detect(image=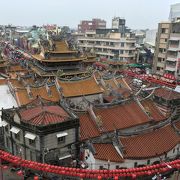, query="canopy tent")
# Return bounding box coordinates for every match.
[127,63,151,68]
